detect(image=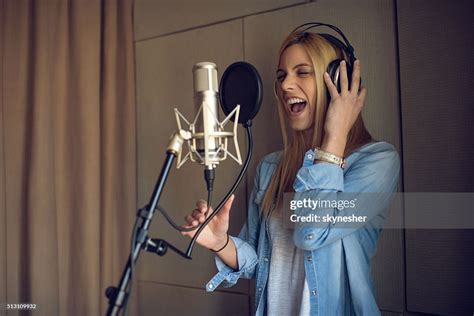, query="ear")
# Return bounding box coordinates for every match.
[273,80,279,98]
